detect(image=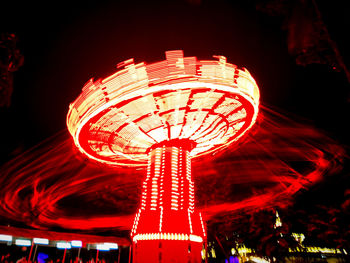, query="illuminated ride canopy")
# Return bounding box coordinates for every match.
[67,50,260,263]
